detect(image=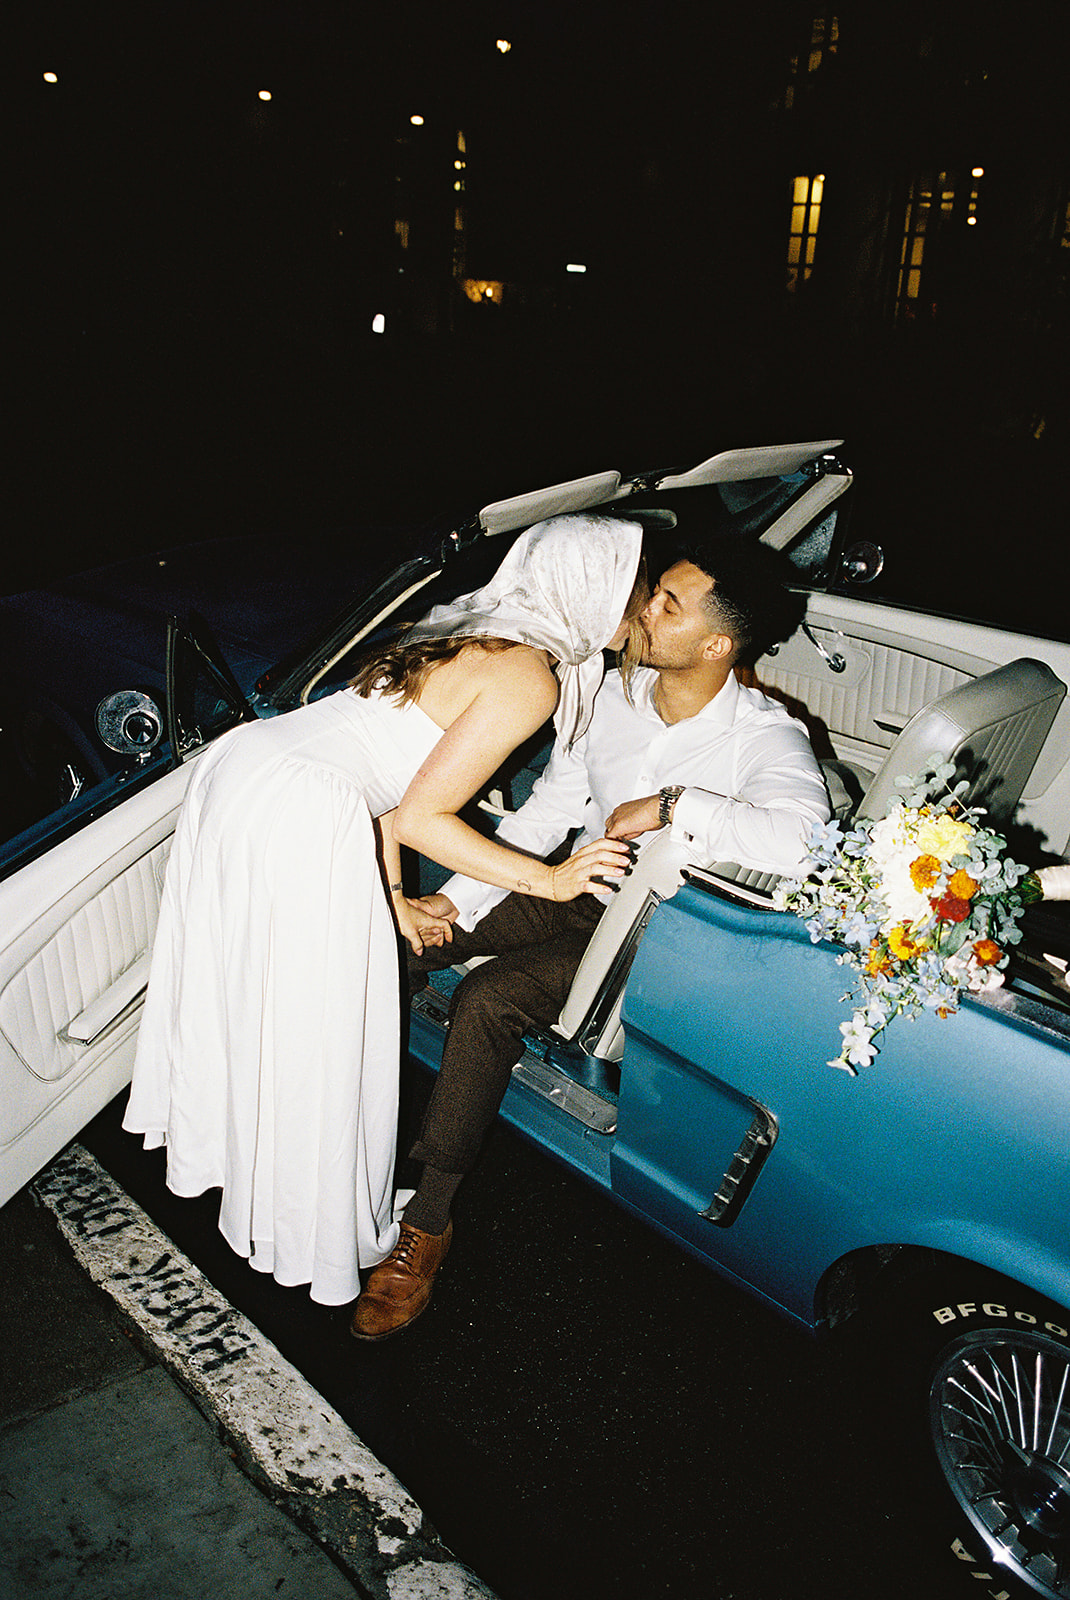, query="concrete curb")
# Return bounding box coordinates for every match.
[33,1145,498,1600]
